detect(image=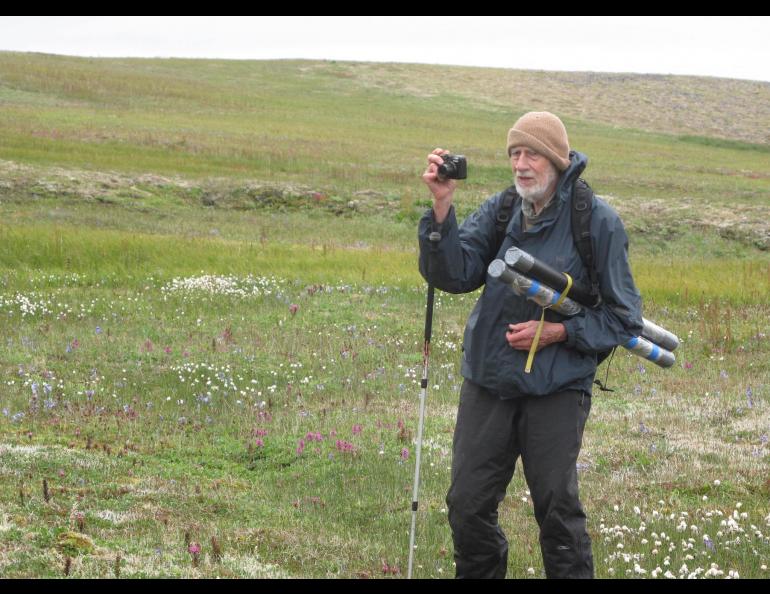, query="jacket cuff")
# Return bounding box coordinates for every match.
[419,205,457,242]
[562,316,582,349]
